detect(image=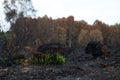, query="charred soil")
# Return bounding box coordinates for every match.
[0,47,120,80]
